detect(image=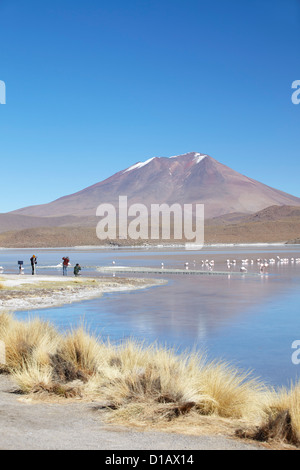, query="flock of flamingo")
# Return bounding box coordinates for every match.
[161,255,300,274]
